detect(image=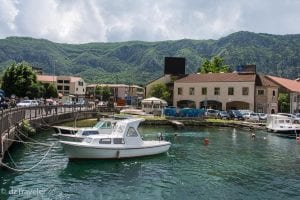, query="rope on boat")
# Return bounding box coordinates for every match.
[0,143,54,172]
